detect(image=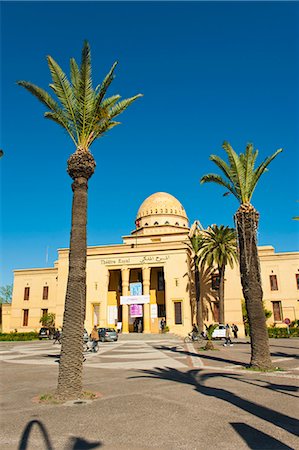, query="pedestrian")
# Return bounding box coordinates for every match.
[224,323,233,346]
[91,325,99,352]
[232,323,238,339]
[191,323,199,340]
[160,318,166,333]
[53,328,61,344]
[133,318,138,333]
[137,319,142,333]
